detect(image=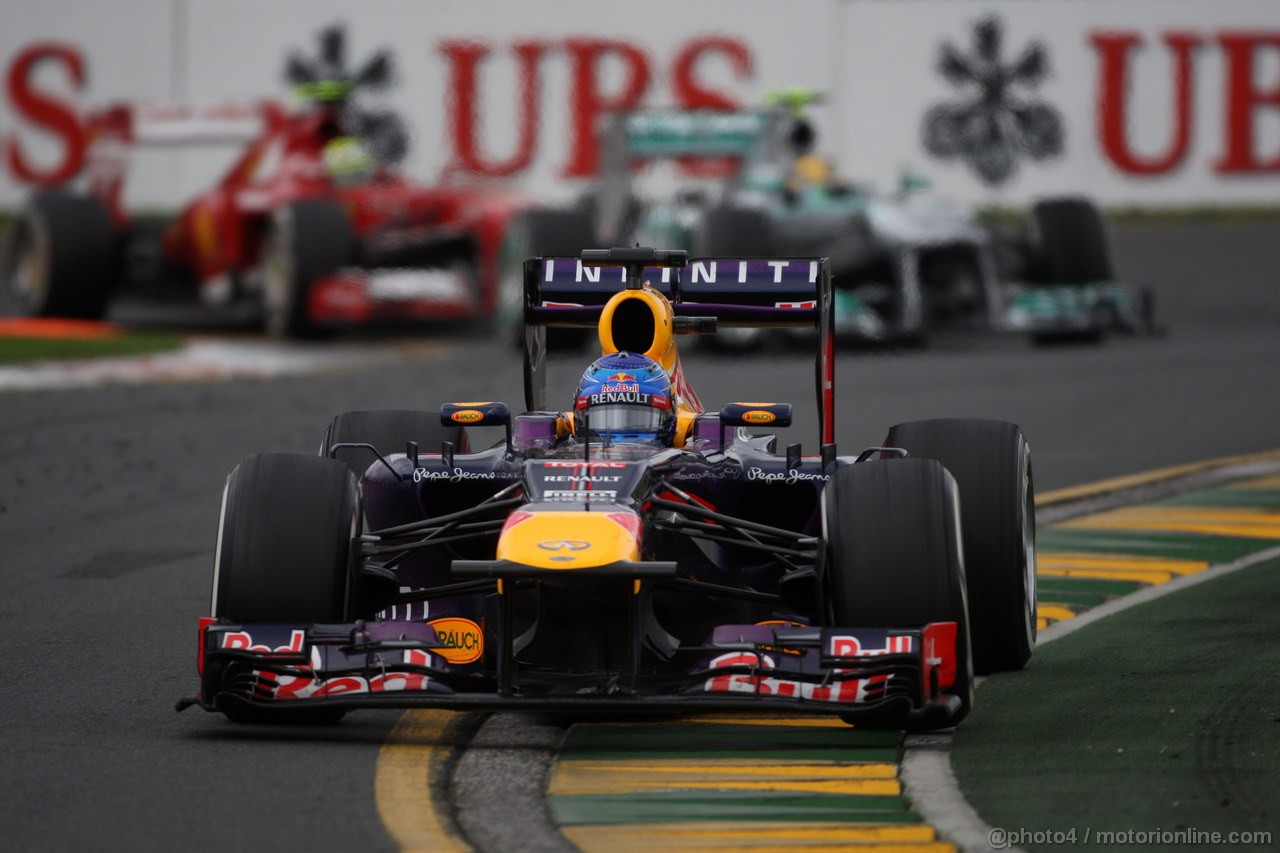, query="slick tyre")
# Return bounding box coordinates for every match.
[3,190,117,319]
[885,418,1036,674]
[822,458,974,729]
[1028,196,1113,284]
[214,452,359,623]
[262,199,354,338]
[499,208,596,350]
[696,206,773,256]
[695,207,773,351]
[211,452,360,723]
